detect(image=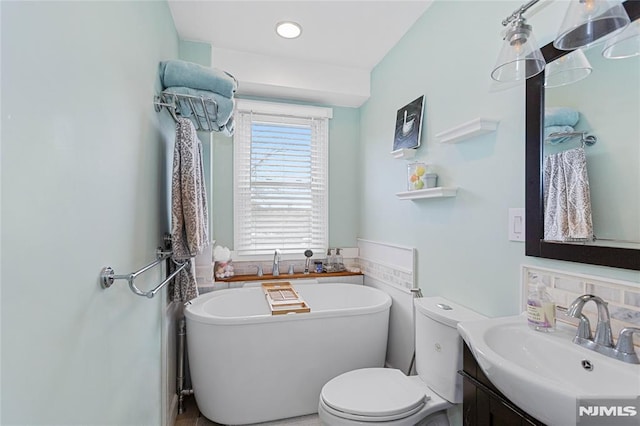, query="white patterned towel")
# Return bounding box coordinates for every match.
[543,147,594,242]
[170,118,209,302]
